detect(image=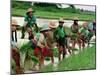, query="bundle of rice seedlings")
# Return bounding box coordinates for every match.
[20,42,33,53]
[30,55,39,64]
[71,48,79,51]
